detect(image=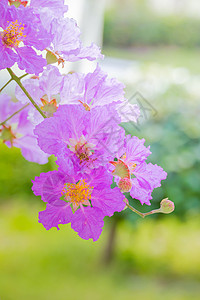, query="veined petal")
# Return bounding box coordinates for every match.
[71,206,104,242]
